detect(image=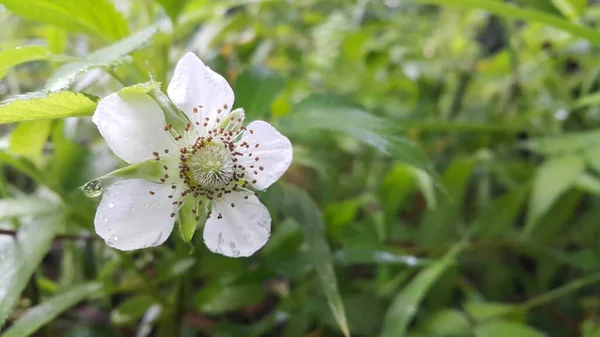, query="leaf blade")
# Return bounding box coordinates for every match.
[0,215,63,327]
[1,282,102,337]
[380,242,466,337]
[0,91,97,124]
